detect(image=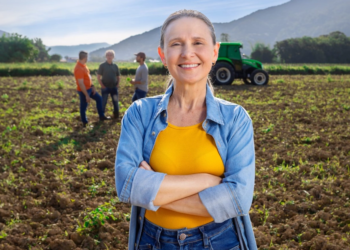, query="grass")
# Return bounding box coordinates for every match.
[1,62,350,76]
[0,62,168,76]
